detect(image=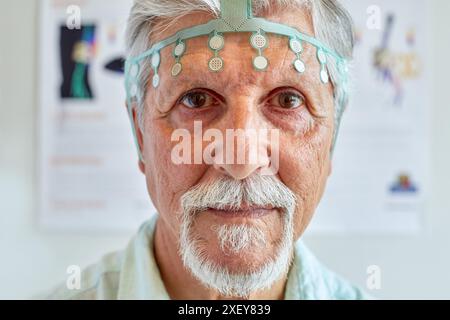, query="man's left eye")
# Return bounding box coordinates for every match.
[269,91,305,110]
